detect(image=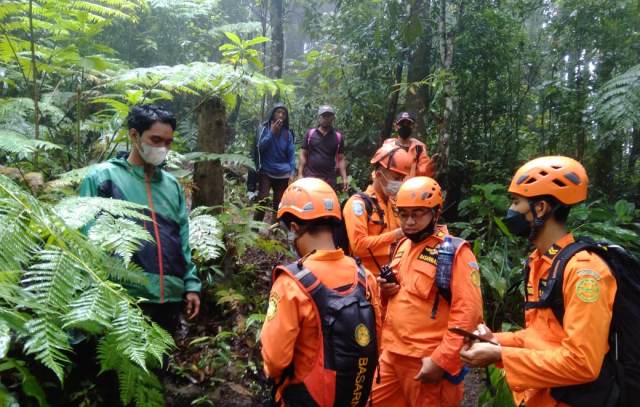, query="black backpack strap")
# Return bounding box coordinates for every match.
[355,192,386,227]
[283,262,320,292]
[524,240,599,325]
